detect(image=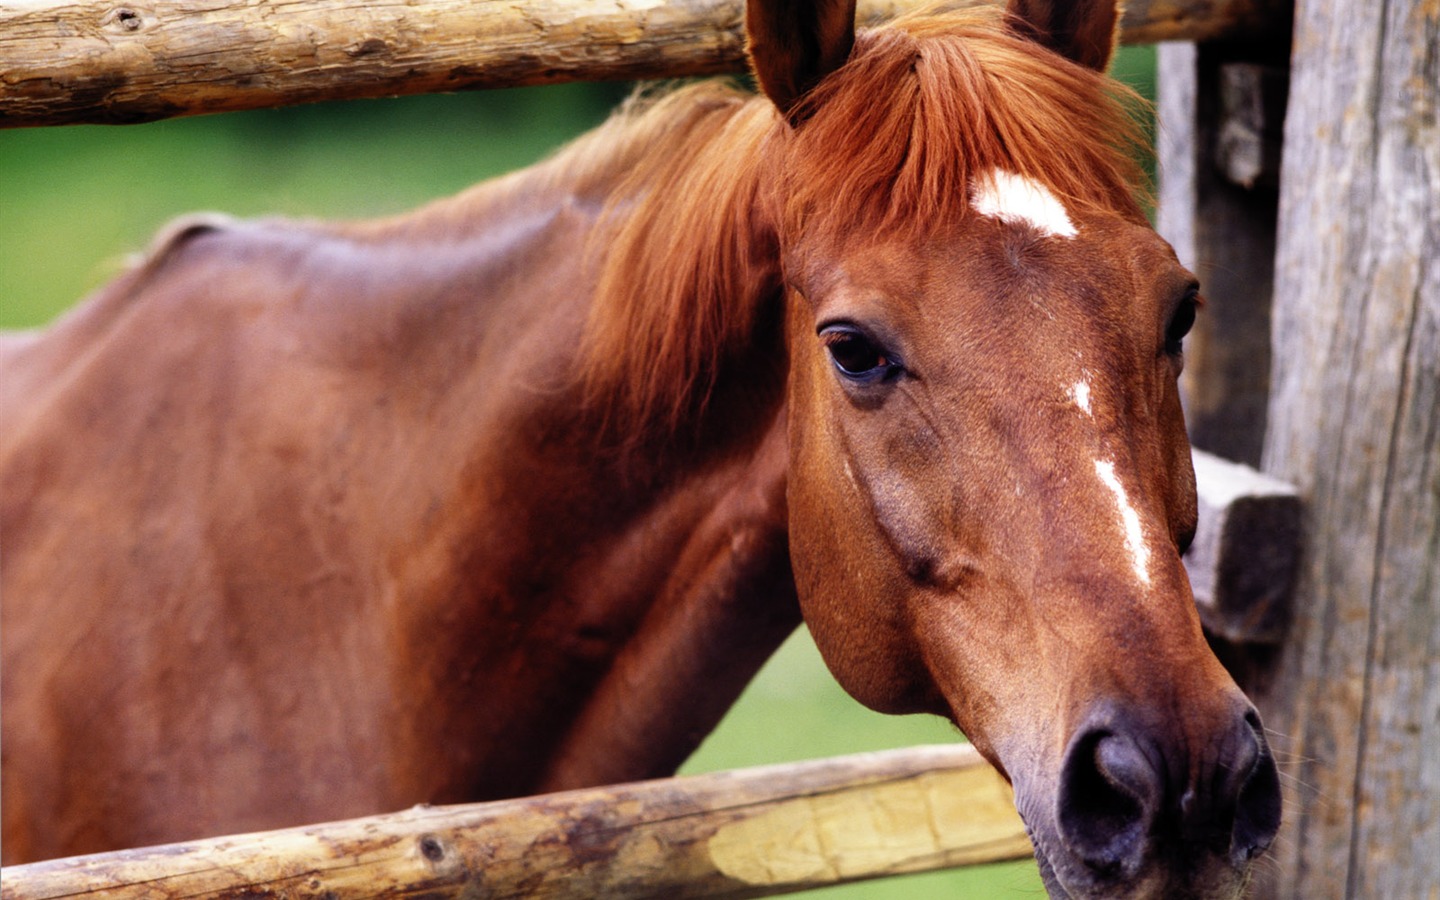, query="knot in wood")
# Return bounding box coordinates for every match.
[345,38,390,58]
[418,833,447,863]
[102,7,147,34]
[100,6,151,35]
